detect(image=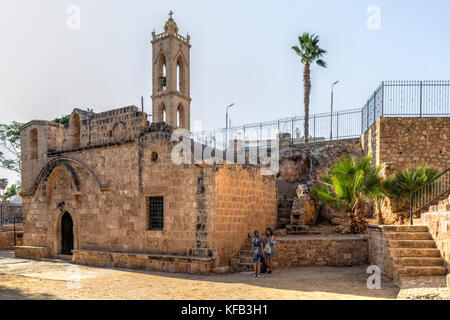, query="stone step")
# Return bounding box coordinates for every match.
[241,244,252,250]
[397,266,447,277]
[233,262,254,272]
[239,249,253,256]
[390,248,441,258]
[230,257,240,265]
[385,232,432,240]
[382,225,429,233]
[388,240,436,249]
[393,257,445,267]
[240,256,254,264]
